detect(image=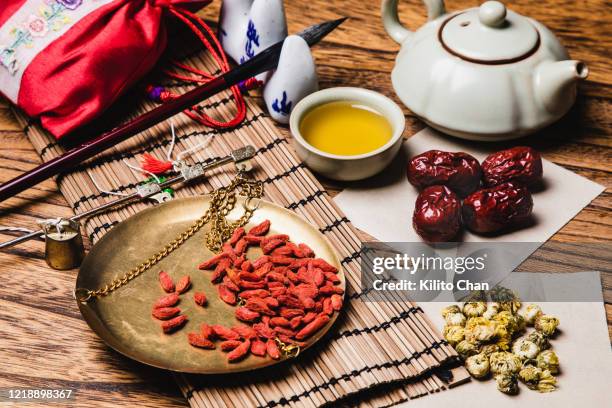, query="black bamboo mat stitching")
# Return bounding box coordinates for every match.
[340,249,362,265]
[88,221,120,242]
[261,163,306,184]
[257,340,452,408]
[71,138,288,211]
[319,217,350,233]
[22,118,35,134]
[332,307,424,339]
[39,142,58,157]
[285,190,326,210]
